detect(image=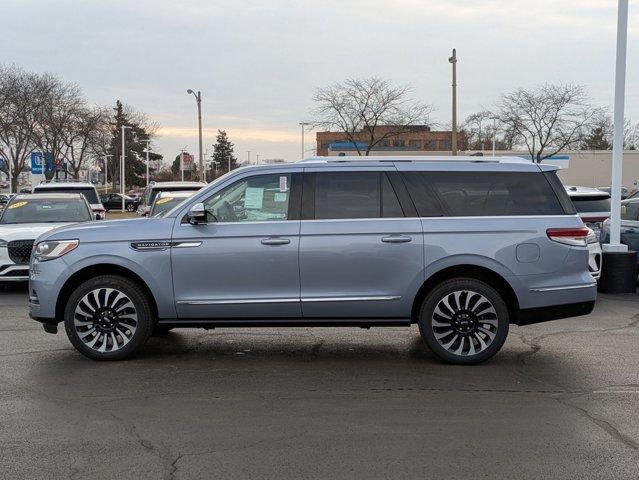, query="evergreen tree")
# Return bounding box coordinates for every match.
[106,100,163,190]
[581,126,612,150]
[211,130,237,177]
